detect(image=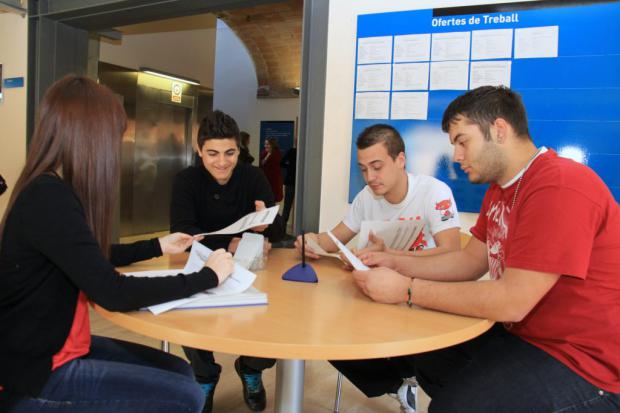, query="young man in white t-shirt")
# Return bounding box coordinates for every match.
[295,124,461,258]
[296,124,461,413]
